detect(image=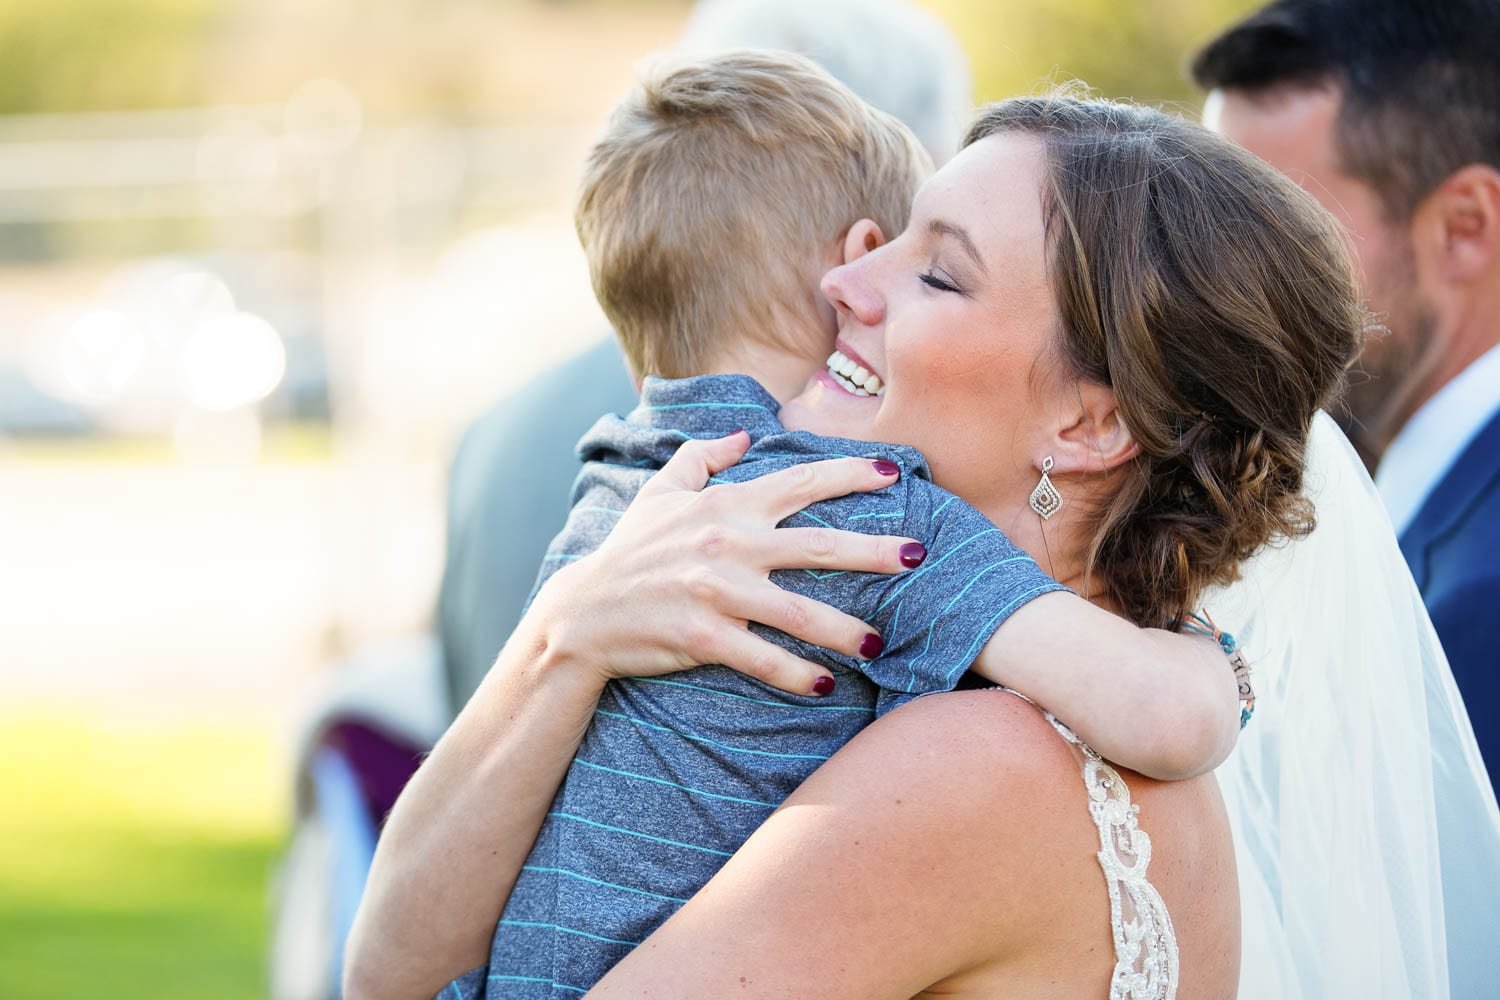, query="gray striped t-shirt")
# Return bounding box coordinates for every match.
[447,374,1065,998]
